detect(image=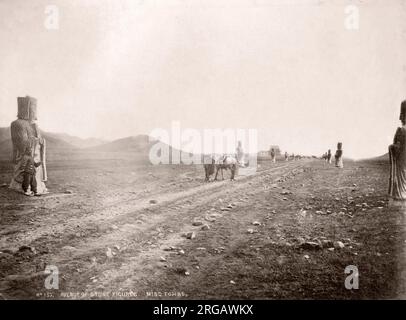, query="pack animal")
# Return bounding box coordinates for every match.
[214,155,237,181]
[203,155,237,181]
